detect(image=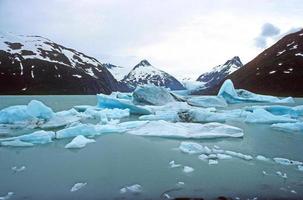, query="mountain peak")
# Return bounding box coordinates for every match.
[134,59,152,68]
[224,56,242,66]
